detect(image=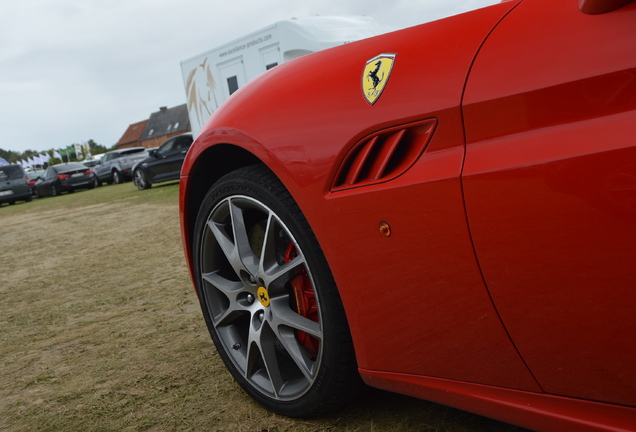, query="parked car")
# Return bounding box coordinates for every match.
[34,162,96,197]
[178,1,636,431]
[92,147,148,185]
[0,164,32,205]
[132,133,193,190]
[25,169,45,195]
[82,159,100,168]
